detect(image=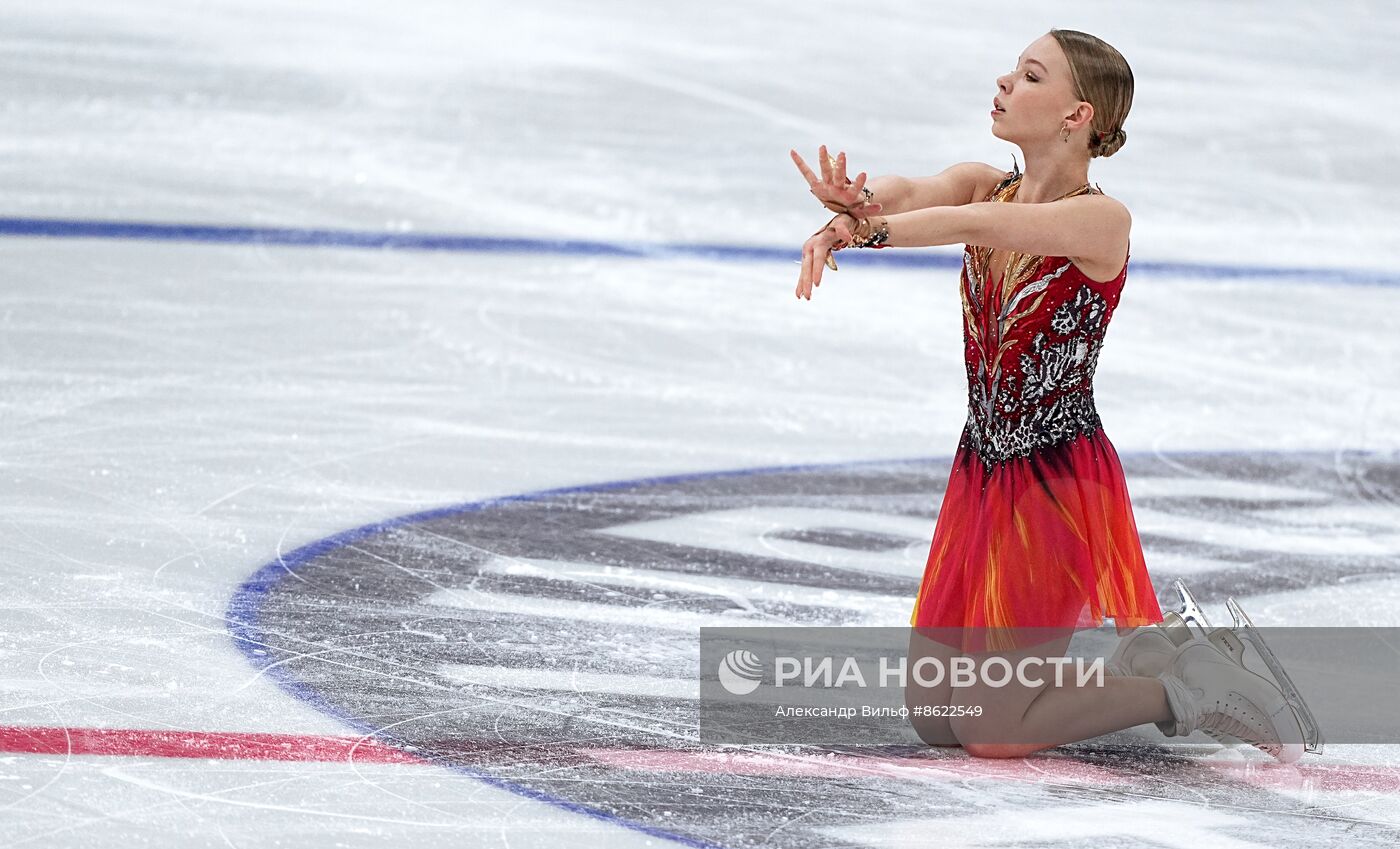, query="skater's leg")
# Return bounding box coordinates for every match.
[948,631,1174,759]
[970,674,1173,757]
